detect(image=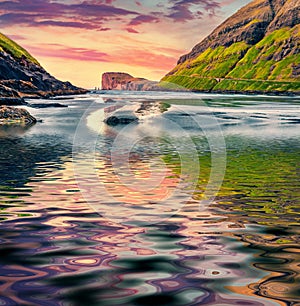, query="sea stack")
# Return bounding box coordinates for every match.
[101,72,162,91]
